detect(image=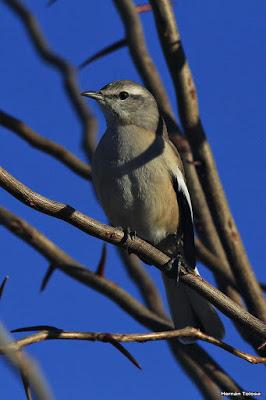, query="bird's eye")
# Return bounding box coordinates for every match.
[118,91,129,100]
